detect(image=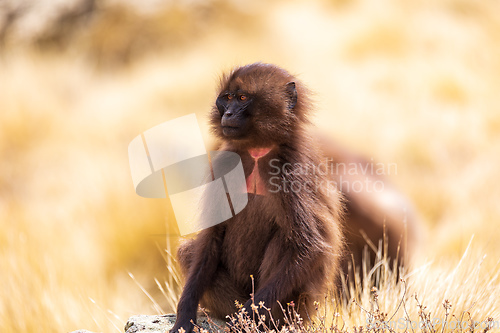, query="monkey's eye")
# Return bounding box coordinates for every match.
[227,94,233,100]
[239,95,248,101]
